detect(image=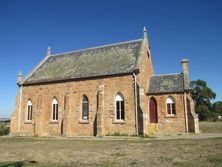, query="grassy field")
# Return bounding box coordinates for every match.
[0,121,221,167]
[0,137,221,167]
[199,121,222,133]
